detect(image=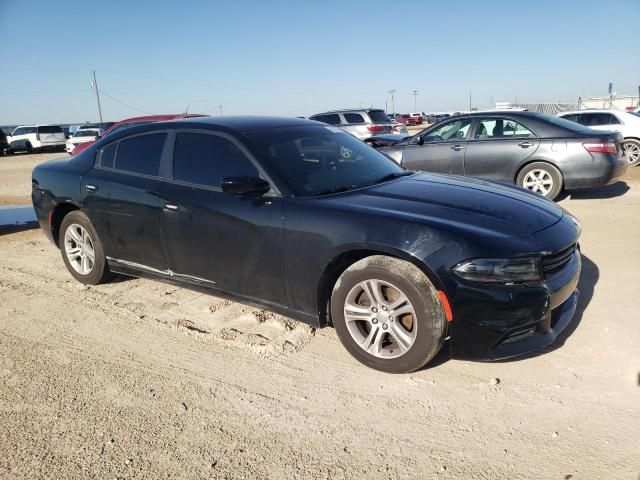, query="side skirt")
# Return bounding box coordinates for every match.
[106,257,321,328]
